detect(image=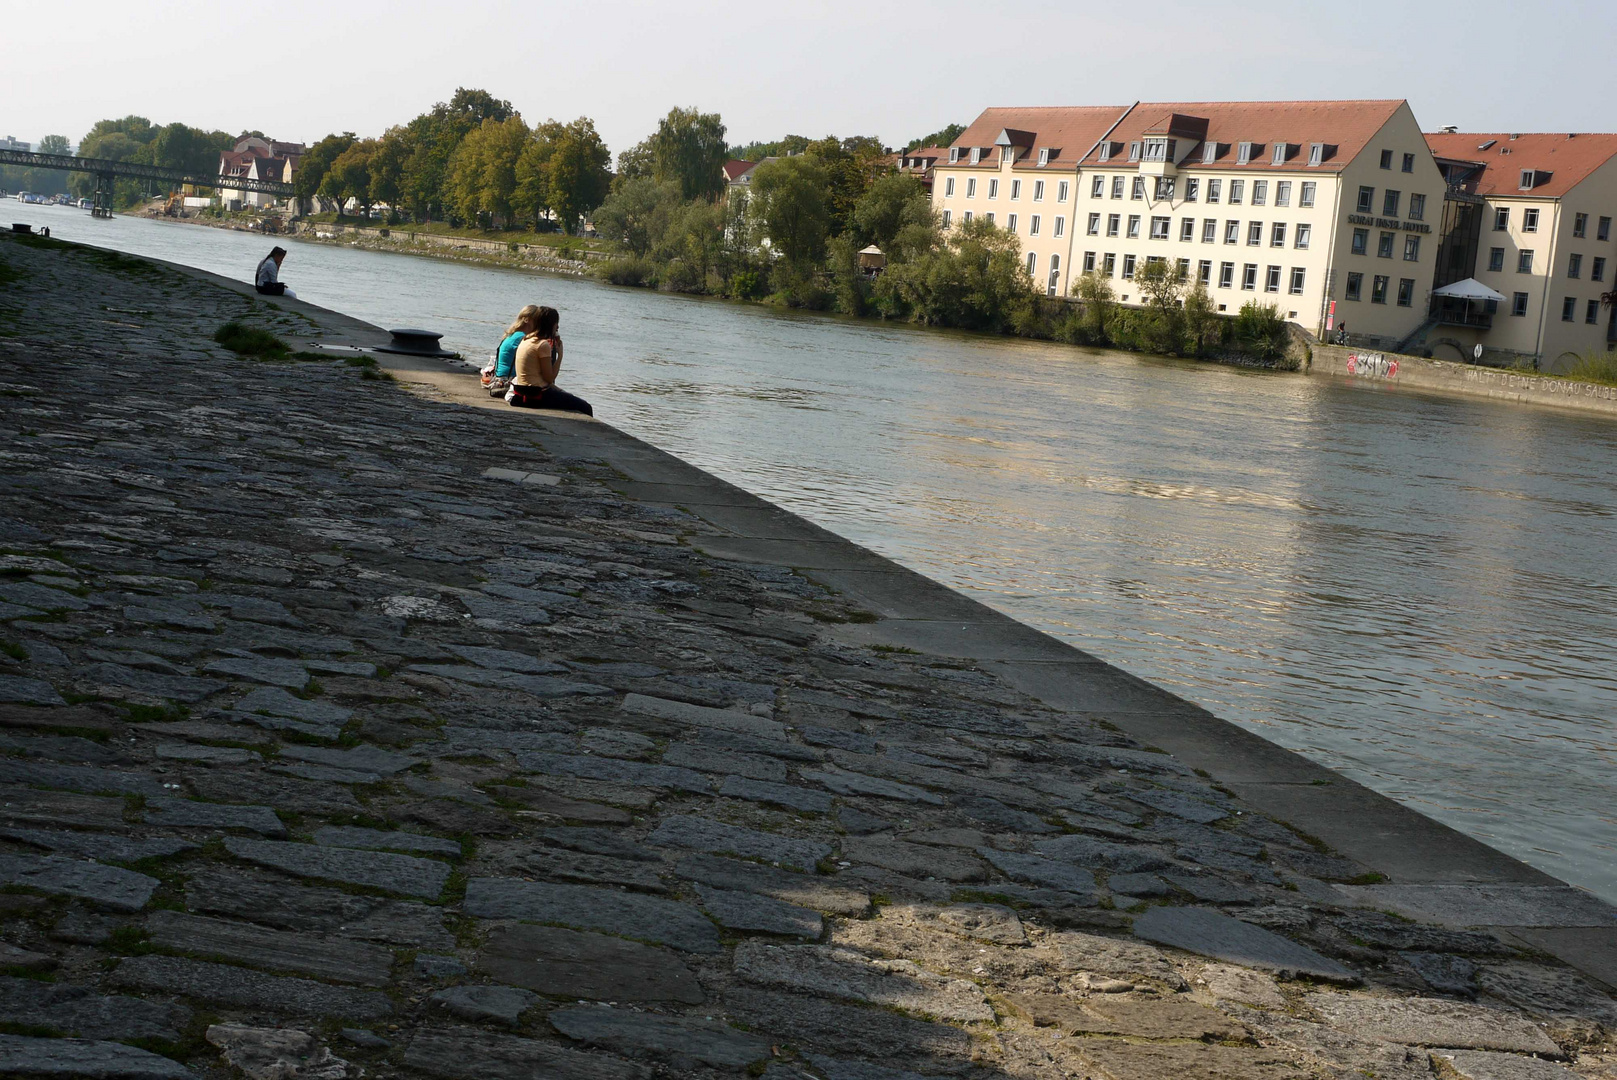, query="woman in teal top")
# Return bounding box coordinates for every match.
[483,305,539,395]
